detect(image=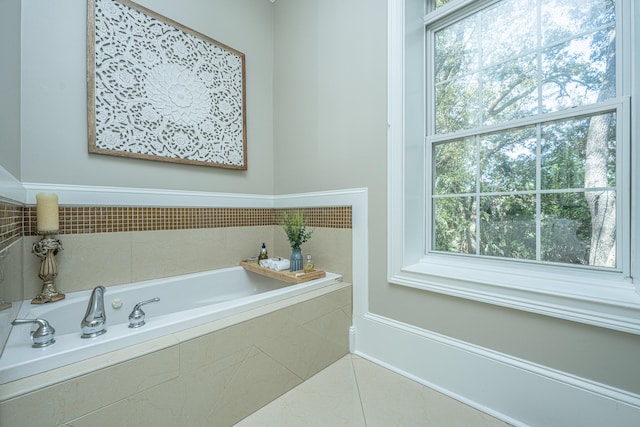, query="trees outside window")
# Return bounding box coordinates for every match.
[428,0,622,270]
